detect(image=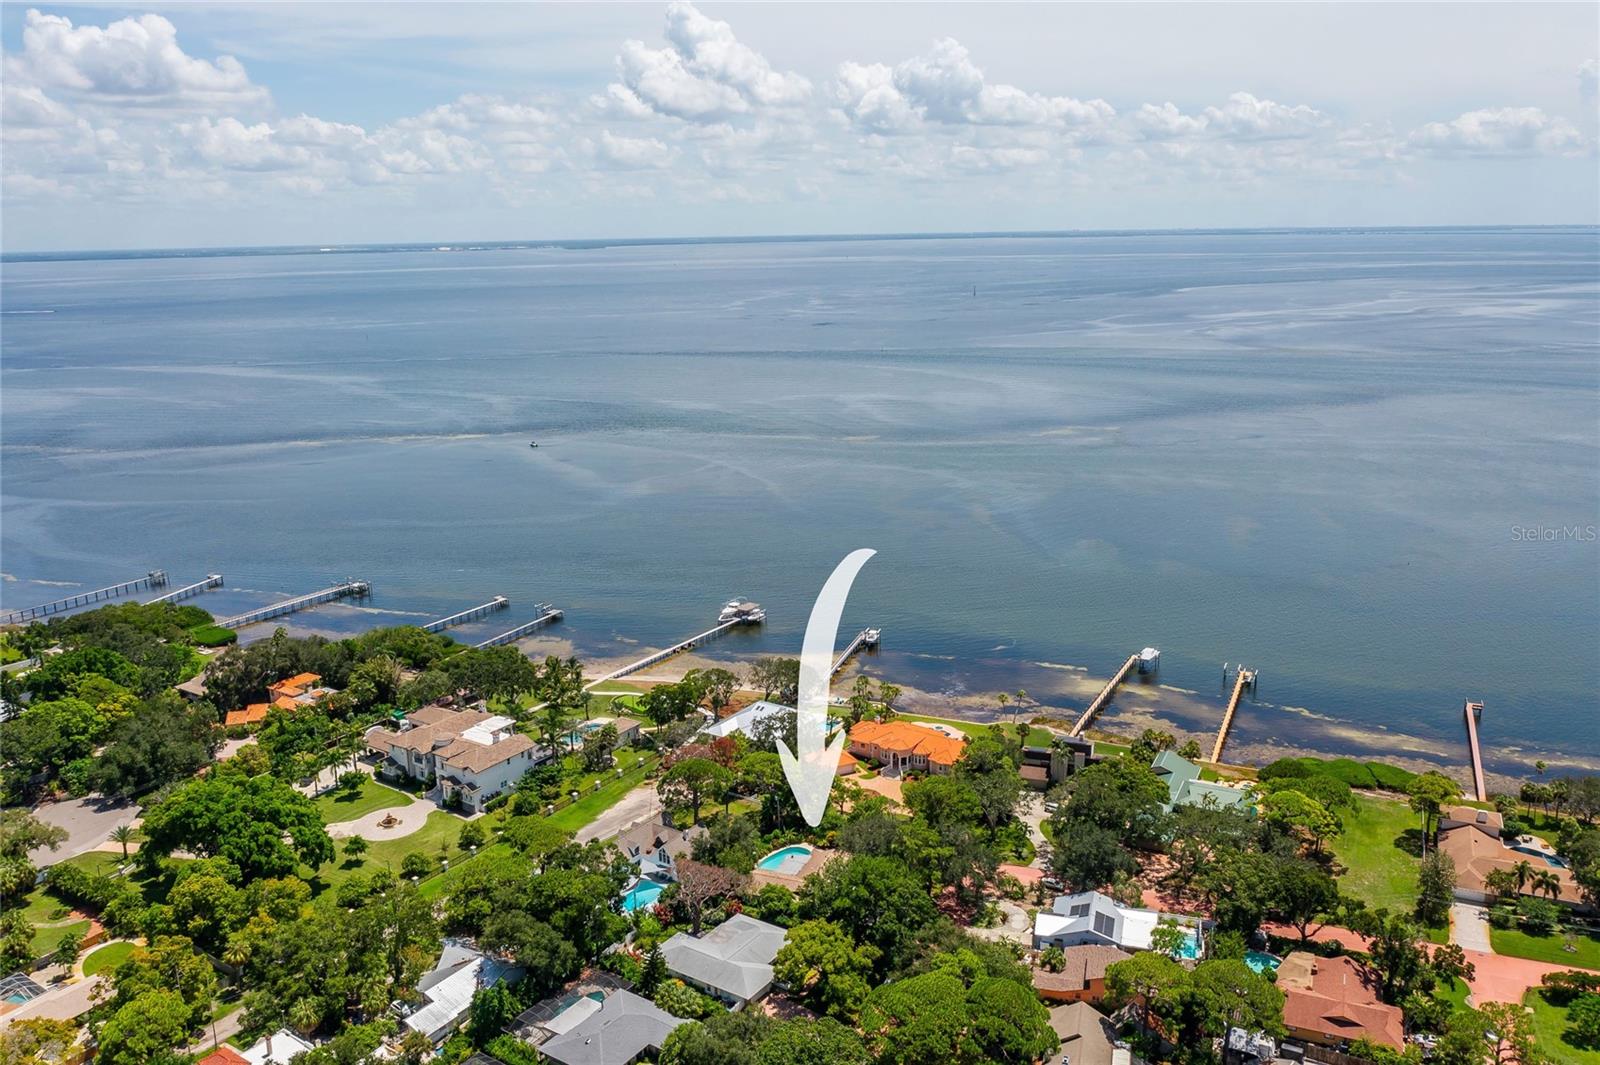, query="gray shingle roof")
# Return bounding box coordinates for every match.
[659,914,785,1003]
[537,990,685,1065]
